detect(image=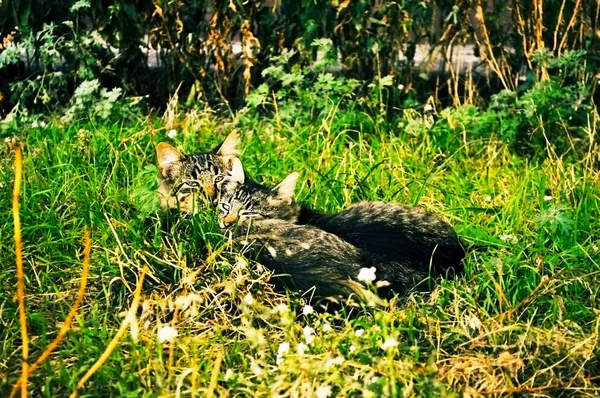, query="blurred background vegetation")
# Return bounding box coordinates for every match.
[0,0,598,160]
